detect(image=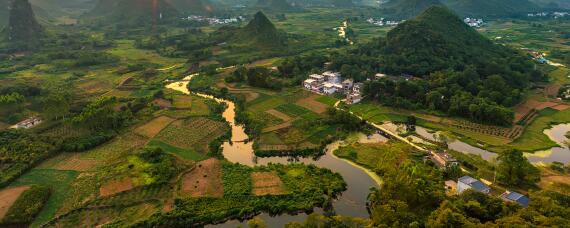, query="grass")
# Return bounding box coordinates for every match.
[509,108,570,152]
[315,95,338,107]
[9,169,79,227]
[334,142,418,170]
[147,140,208,161]
[275,103,311,117]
